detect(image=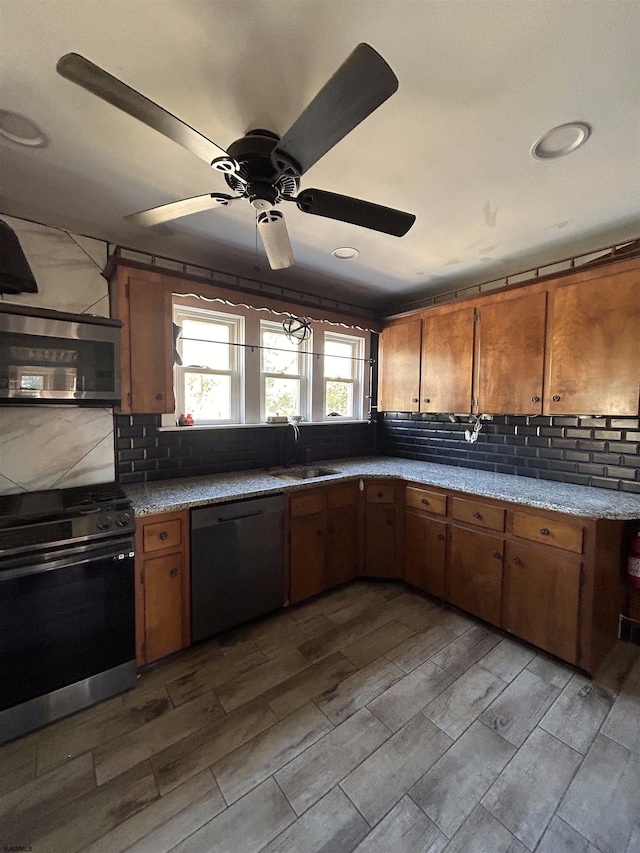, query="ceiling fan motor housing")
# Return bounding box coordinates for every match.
[225,129,299,205]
